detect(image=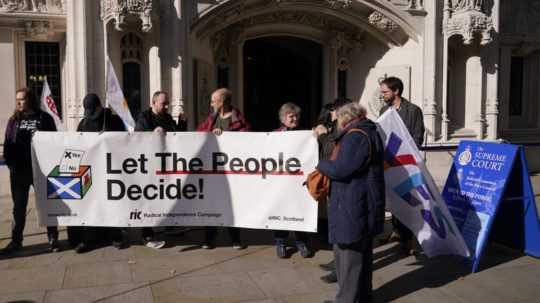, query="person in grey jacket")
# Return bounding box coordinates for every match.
[379,77,425,255]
